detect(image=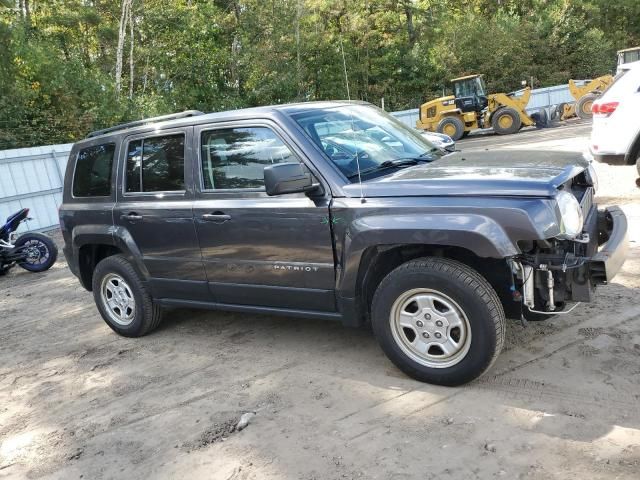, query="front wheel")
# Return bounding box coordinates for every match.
[576,93,597,119]
[436,116,465,141]
[371,258,505,386]
[491,107,522,135]
[15,232,58,272]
